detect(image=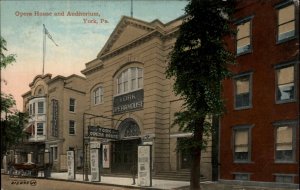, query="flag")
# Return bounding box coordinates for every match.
[43,24,58,46]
